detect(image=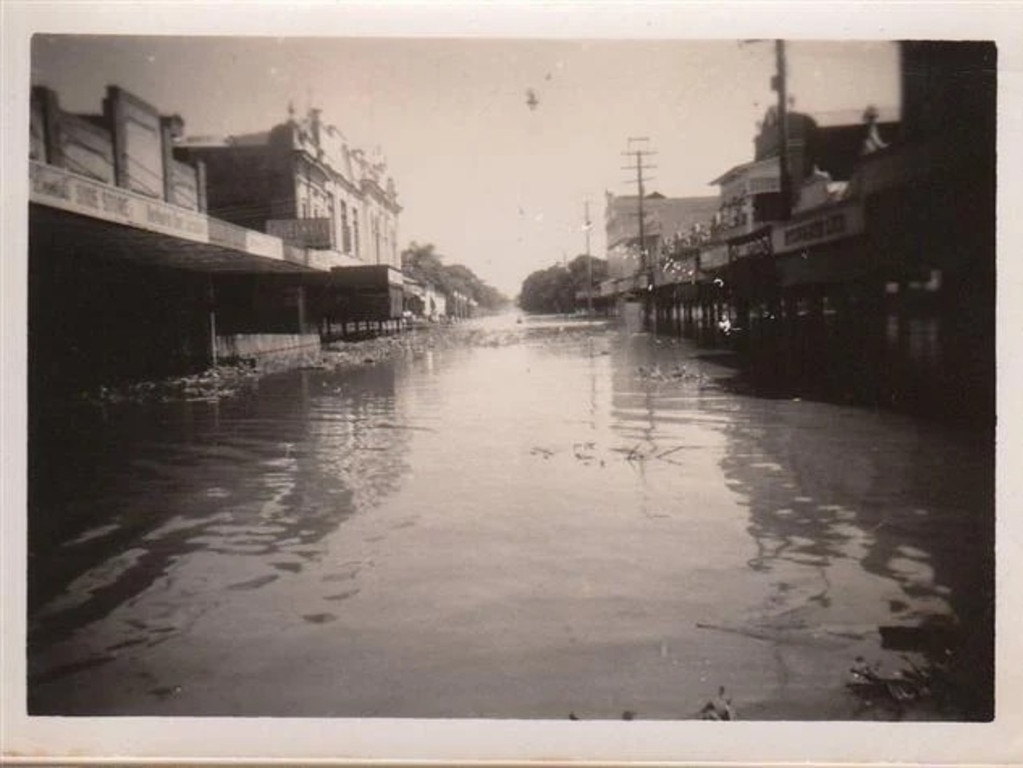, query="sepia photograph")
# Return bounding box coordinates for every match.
[2,2,1021,766]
